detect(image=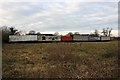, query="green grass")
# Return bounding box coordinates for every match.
[2,41,118,78]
